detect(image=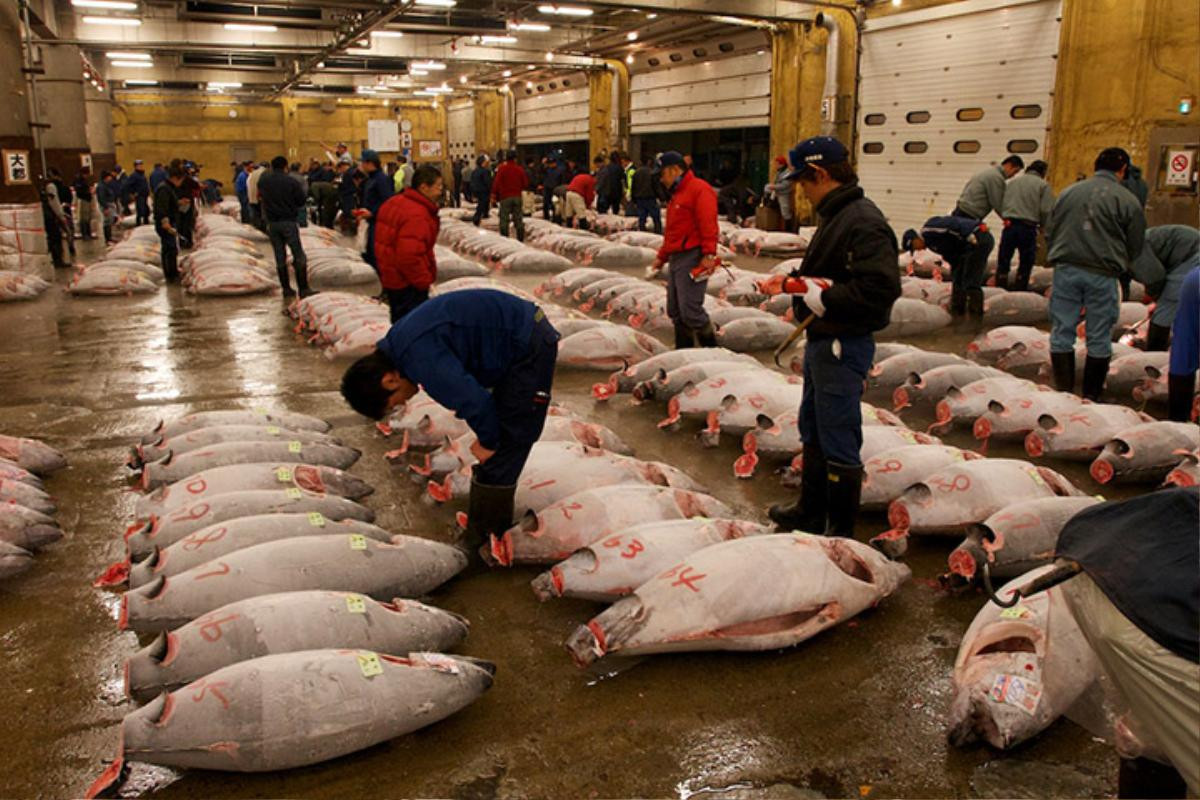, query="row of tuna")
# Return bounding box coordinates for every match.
[69,226,164,295]
[0,433,68,579]
[86,407,493,795]
[0,270,52,301]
